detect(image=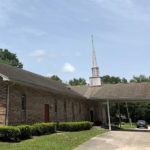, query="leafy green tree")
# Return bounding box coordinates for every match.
[0,49,23,68]
[49,75,62,83]
[102,75,127,84]
[130,75,150,83]
[69,78,86,86]
[121,78,128,83]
